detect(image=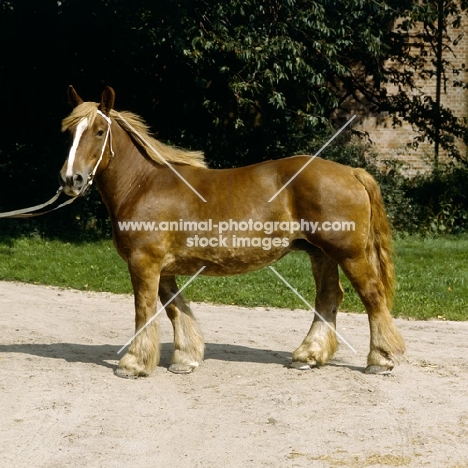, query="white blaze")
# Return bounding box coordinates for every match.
[65,117,88,177]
